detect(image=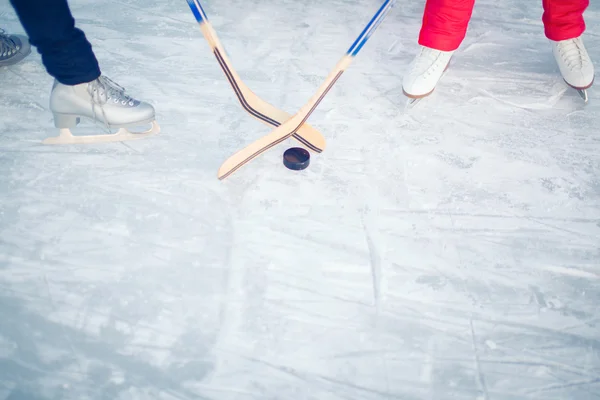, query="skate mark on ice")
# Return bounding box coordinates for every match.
[472,311,600,350]
[529,285,548,309]
[380,207,600,225]
[435,151,479,169]
[238,354,422,399]
[41,275,88,386]
[525,216,600,243]
[476,87,567,110]
[118,141,142,154]
[108,0,192,25]
[361,213,382,311]
[420,336,435,387]
[470,318,489,400]
[268,280,372,312]
[557,316,600,334]
[533,264,600,280]
[6,68,39,88]
[524,377,600,397]
[386,38,401,54]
